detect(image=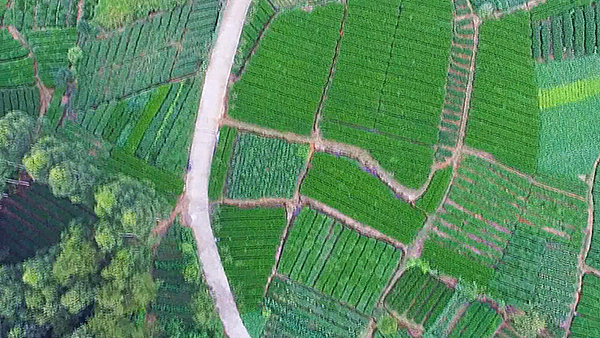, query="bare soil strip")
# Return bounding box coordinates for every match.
[183,0,253,336]
[221,197,290,208]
